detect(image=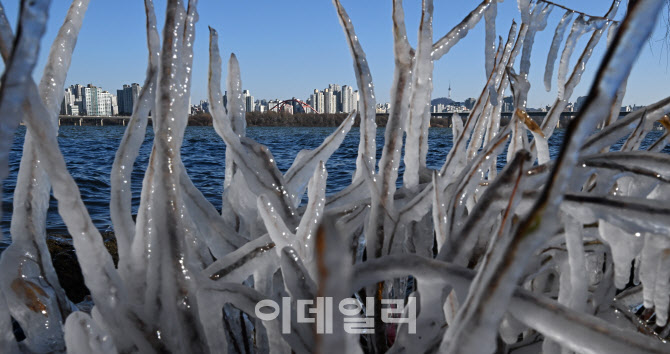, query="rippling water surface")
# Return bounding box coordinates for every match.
[1,125,666,234]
